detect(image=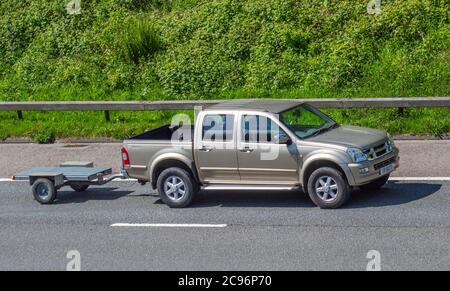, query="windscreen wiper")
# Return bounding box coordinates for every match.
[308,123,338,138]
